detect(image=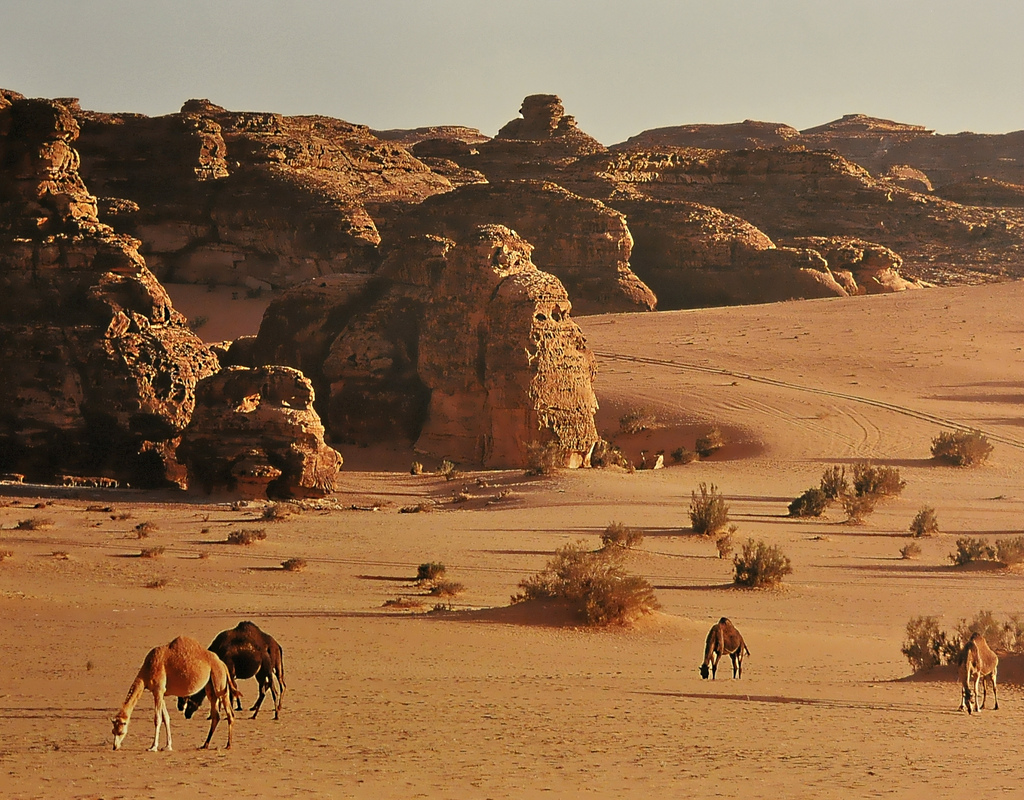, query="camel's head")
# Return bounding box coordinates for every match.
[111,715,129,750]
[699,663,710,680]
[181,693,204,719]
